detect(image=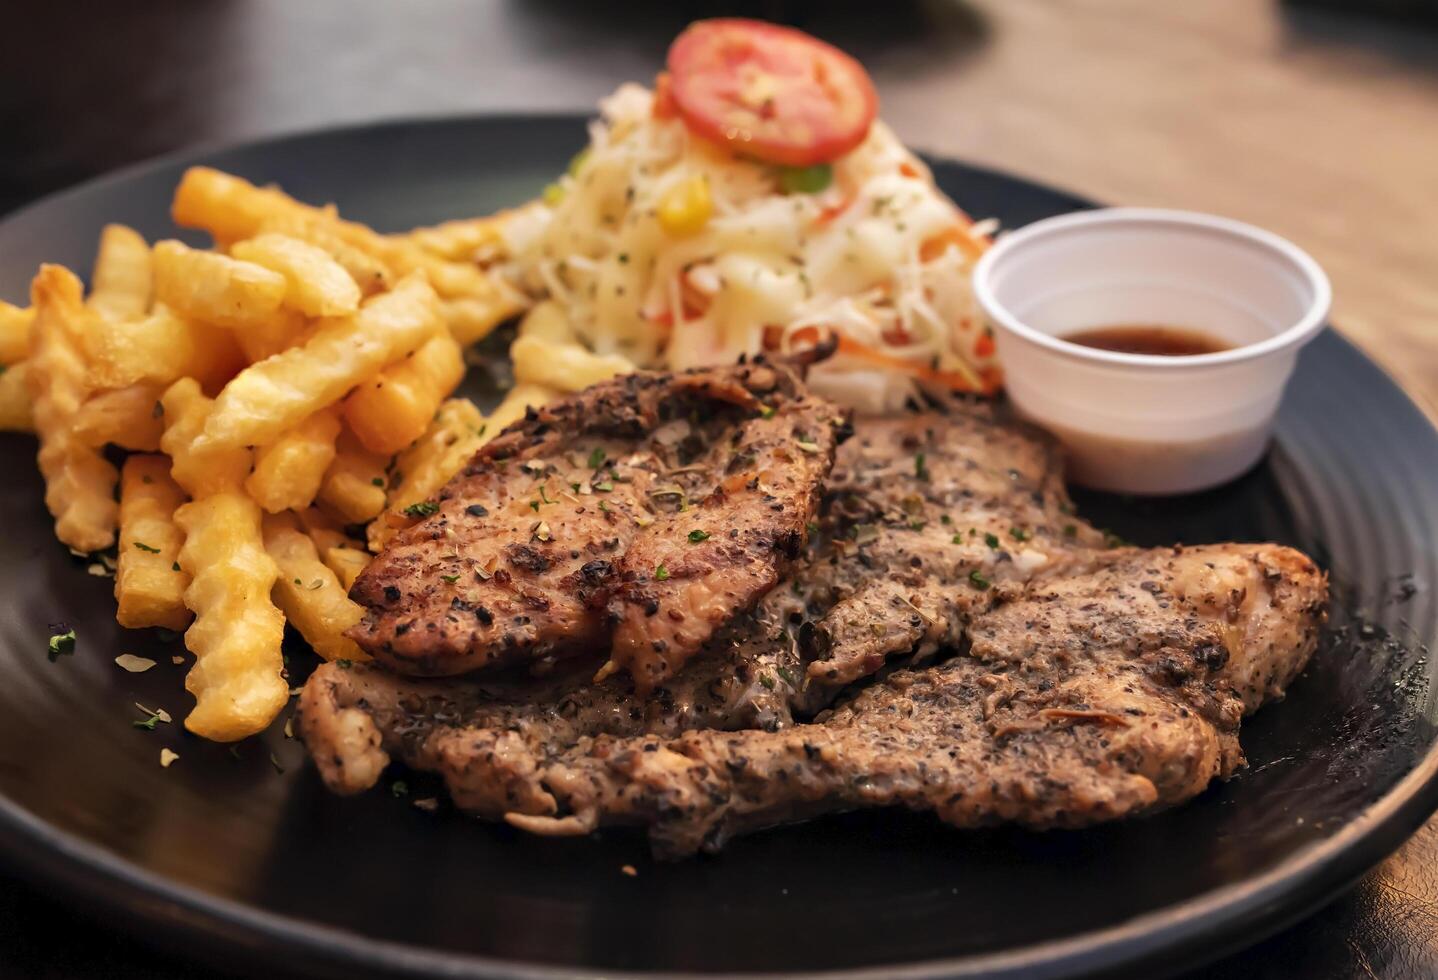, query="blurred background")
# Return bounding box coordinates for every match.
[2,2,1436,977]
